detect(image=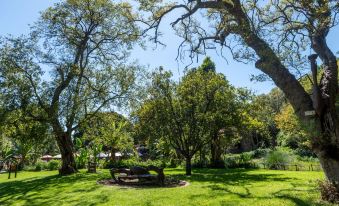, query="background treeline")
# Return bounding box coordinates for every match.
[1,57,332,175]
